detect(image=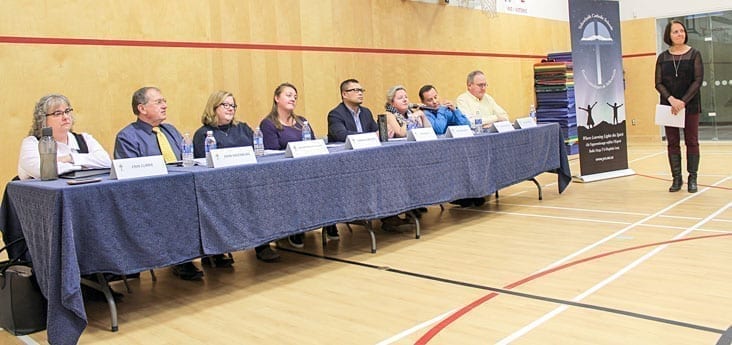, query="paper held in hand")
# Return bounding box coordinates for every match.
[655,104,685,128]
